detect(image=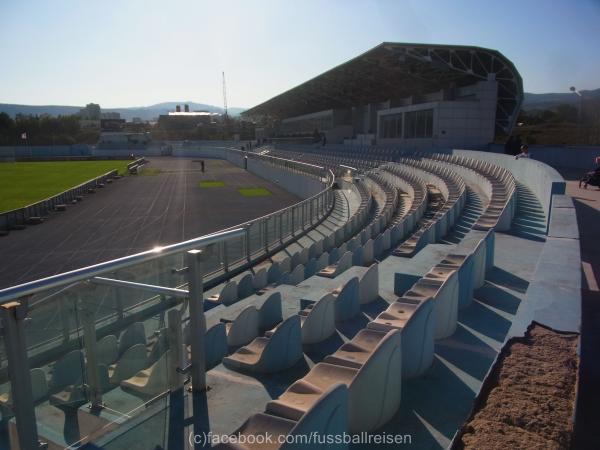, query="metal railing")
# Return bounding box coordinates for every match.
[0,151,336,450]
[0,169,120,232]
